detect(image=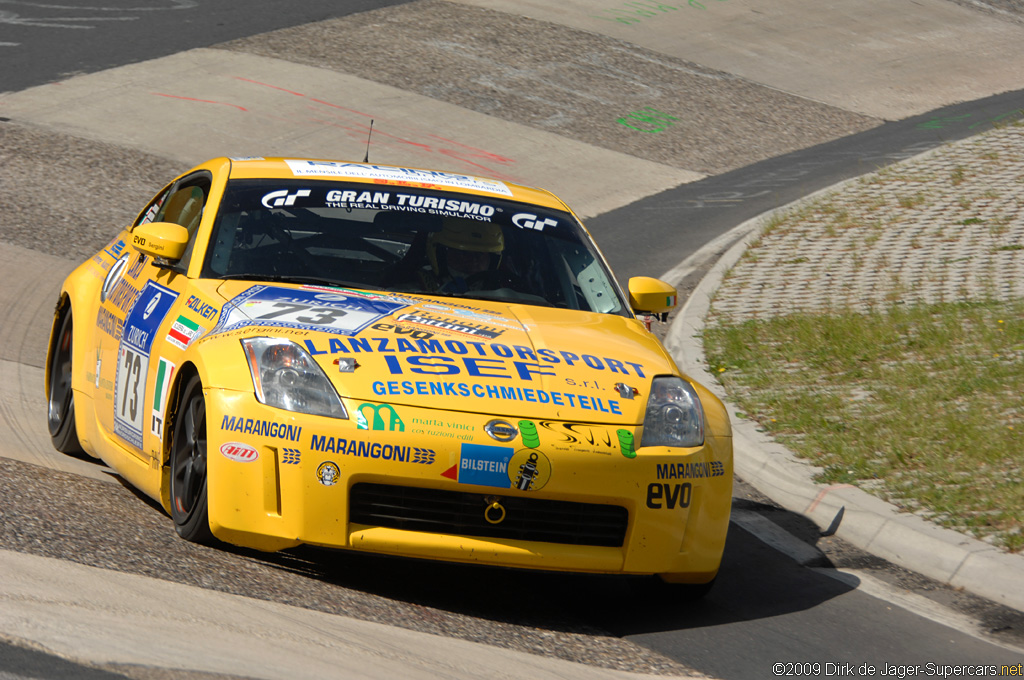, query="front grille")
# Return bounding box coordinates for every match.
[349,483,628,547]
